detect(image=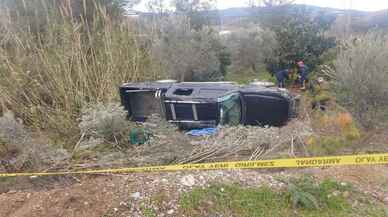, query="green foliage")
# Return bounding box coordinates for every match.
[264,8,336,71]
[313,92,331,103]
[286,176,350,211]
[140,203,157,217]
[173,0,218,30]
[180,184,288,217]
[151,15,228,81]
[79,103,133,147]
[179,177,372,217]
[217,46,232,76]
[0,138,7,157]
[287,183,319,209]
[333,32,388,128]
[226,26,279,75]
[307,135,348,155]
